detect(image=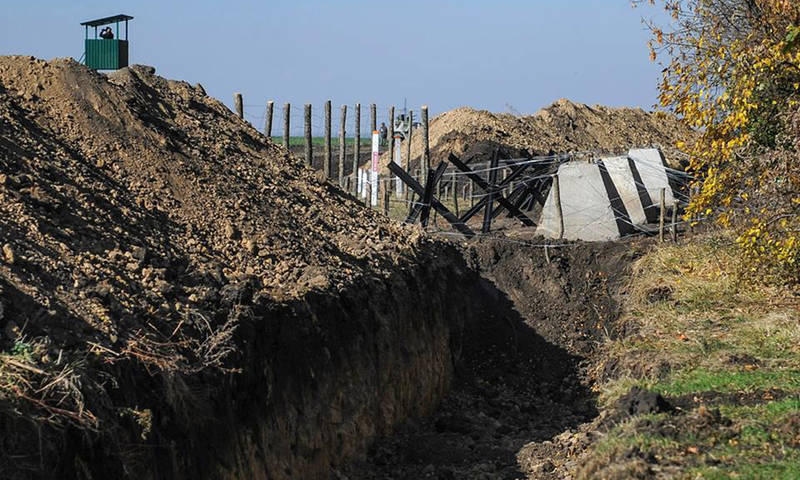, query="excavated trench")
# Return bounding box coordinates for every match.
[340,236,644,480]
[173,237,638,480]
[35,235,639,480]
